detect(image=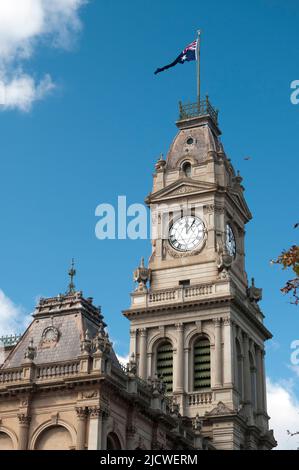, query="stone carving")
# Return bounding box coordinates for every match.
[193,413,203,431]
[166,238,206,259]
[133,258,151,292]
[150,374,166,395]
[41,326,60,347]
[81,390,98,399]
[216,235,233,279]
[17,413,31,425]
[247,278,263,303]
[171,185,198,196]
[80,330,92,354]
[88,405,109,419]
[205,401,234,417]
[24,339,36,361]
[76,407,88,419]
[169,401,180,418]
[155,154,166,171]
[94,326,112,354]
[126,353,137,376]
